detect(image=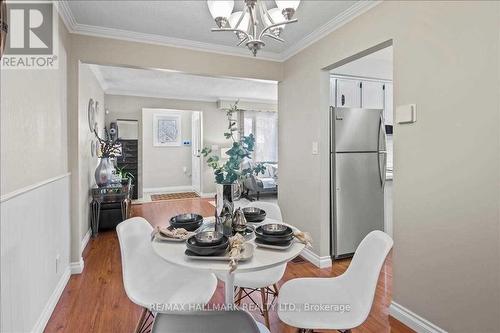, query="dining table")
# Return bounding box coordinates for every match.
[151,217,306,307]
